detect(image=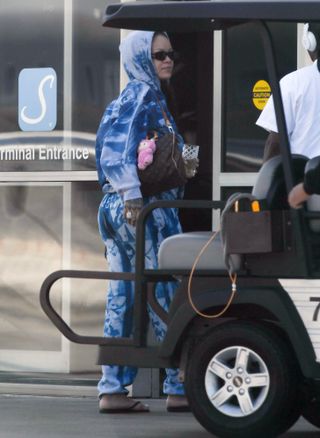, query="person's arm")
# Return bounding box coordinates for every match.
[99,84,152,225]
[288,156,320,208]
[257,75,295,164]
[263,132,280,162]
[256,95,280,164]
[288,183,310,209]
[100,84,150,202]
